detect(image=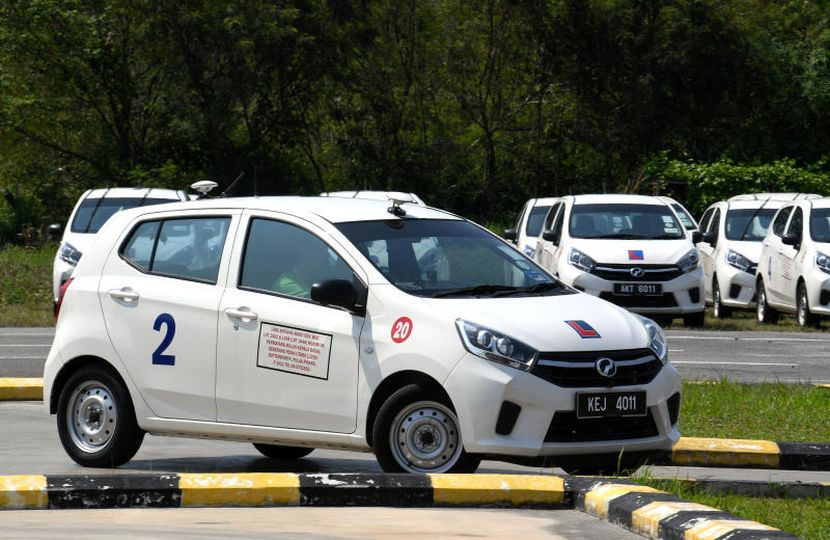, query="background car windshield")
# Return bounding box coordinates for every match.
[810,208,830,242]
[569,204,684,239]
[525,205,550,237]
[336,219,557,297]
[71,197,176,233]
[724,208,777,241]
[671,203,696,229]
